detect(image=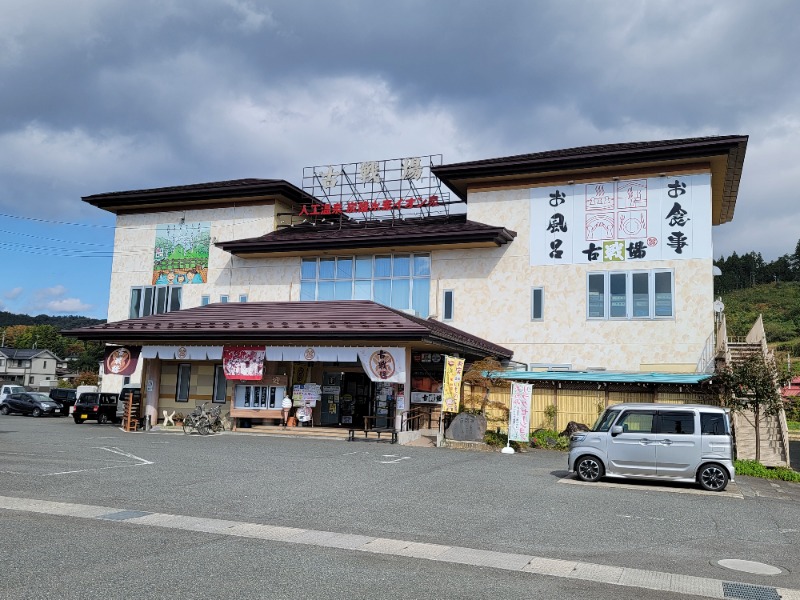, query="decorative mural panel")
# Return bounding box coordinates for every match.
[529,174,711,265]
[153,222,211,284]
